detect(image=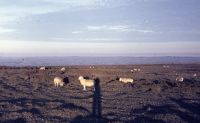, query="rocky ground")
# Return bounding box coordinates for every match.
[0,64,200,123]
